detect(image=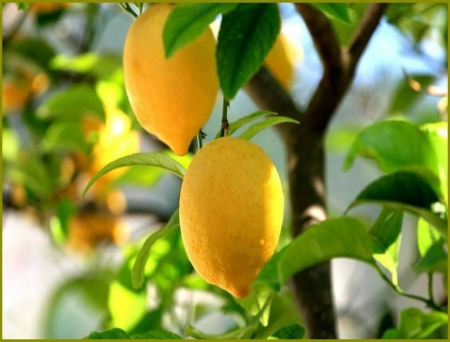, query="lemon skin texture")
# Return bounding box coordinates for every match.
[179,137,284,298]
[123,4,218,156]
